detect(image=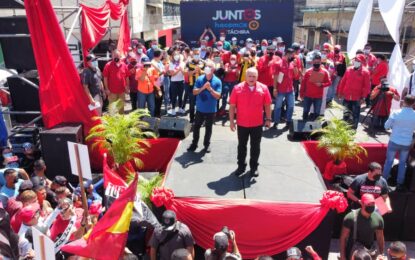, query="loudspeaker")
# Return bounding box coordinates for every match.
[40,124,83,183]
[288,120,322,140]
[0,16,36,71]
[383,191,407,241]
[158,117,190,139]
[7,74,40,124]
[140,117,160,133]
[402,193,415,241]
